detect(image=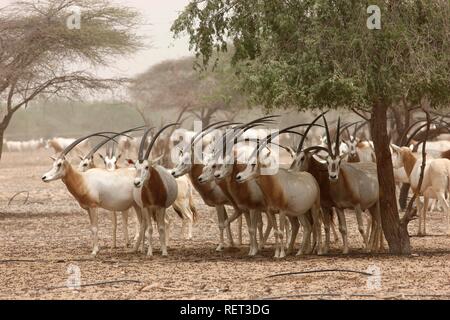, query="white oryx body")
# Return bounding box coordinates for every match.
[391,145,450,235]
